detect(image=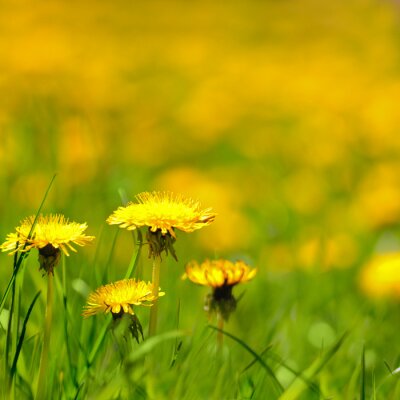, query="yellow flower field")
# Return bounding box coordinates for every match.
[1,0,400,398]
